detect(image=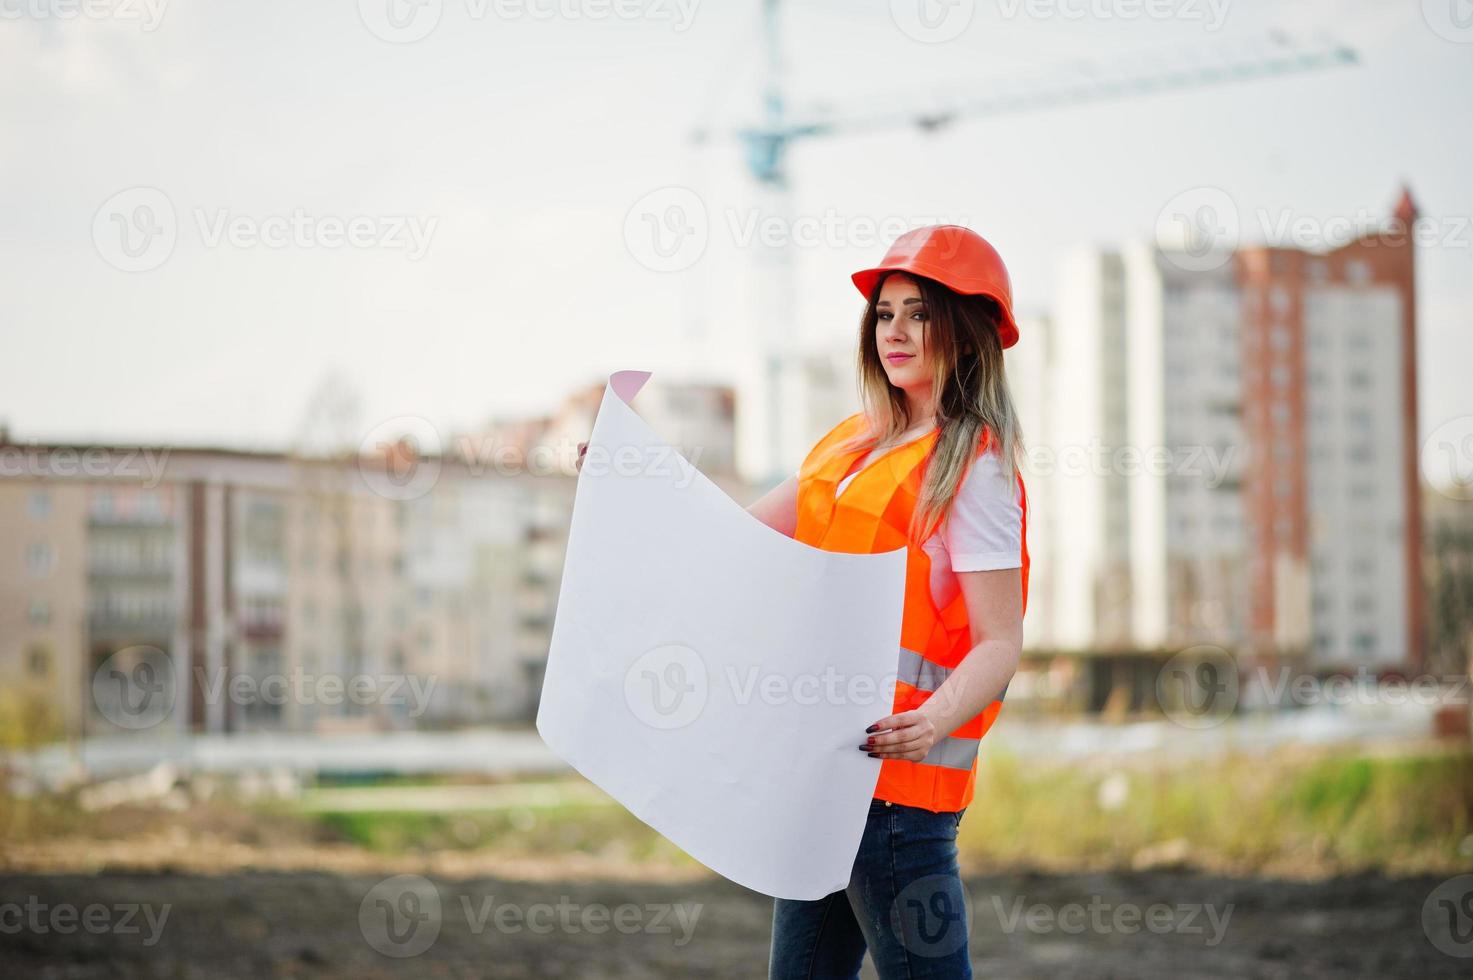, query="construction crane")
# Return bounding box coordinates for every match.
[692,2,1359,483]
